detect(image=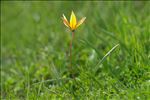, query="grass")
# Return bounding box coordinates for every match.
[1,1,150,99]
